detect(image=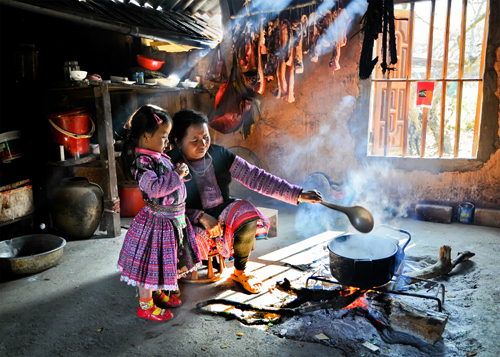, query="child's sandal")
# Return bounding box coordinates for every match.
[154,292,183,308]
[137,305,174,322]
